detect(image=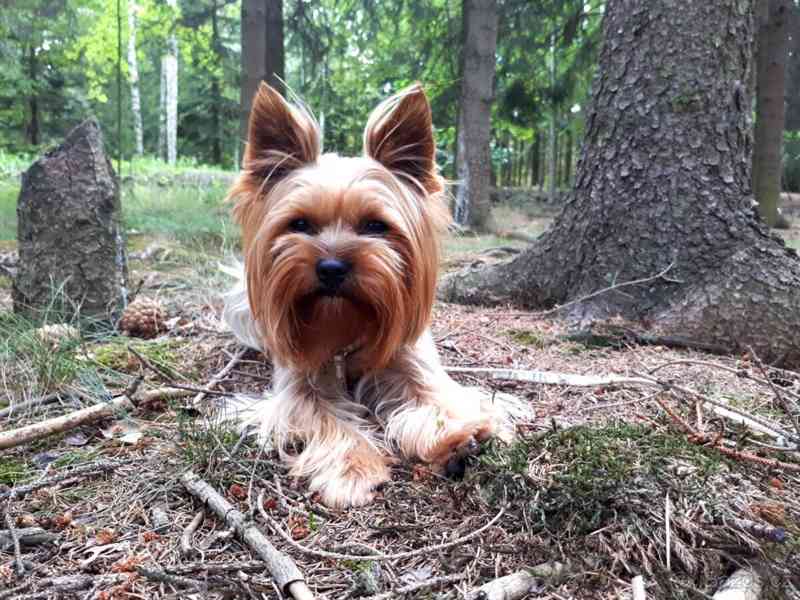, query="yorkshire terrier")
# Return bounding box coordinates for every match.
[224,82,525,508]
